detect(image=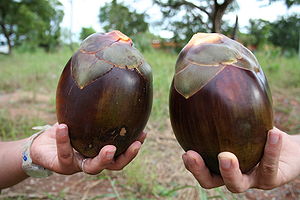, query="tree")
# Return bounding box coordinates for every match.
[267,0,300,7]
[269,14,300,52]
[246,19,271,49]
[154,0,237,49]
[80,27,96,41]
[154,0,236,33]
[99,0,148,37]
[0,0,63,54]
